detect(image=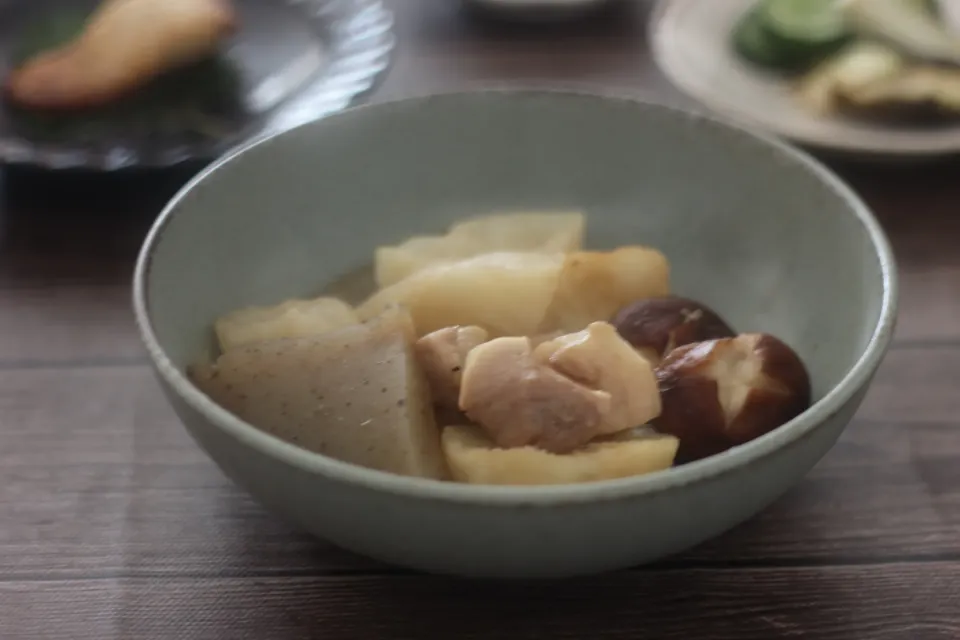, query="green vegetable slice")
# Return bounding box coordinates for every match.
[917,0,941,19]
[733,0,853,73]
[733,7,786,68]
[761,0,849,49]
